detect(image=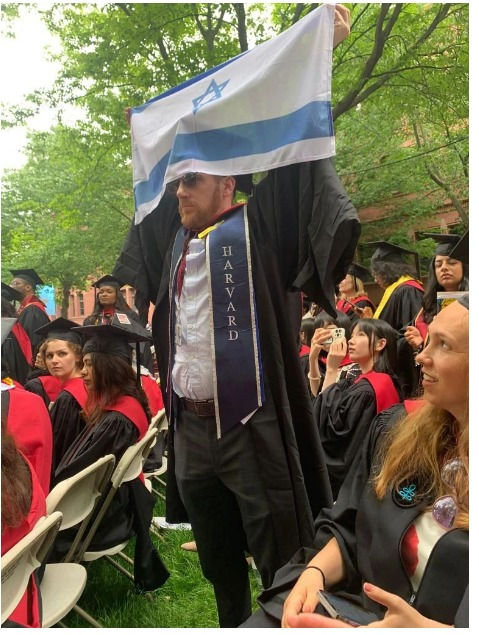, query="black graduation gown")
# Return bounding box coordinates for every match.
[1,331,31,385]
[376,283,424,399]
[337,296,375,319]
[16,304,50,352]
[377,284,424,332]
[24,371,62,409]
[250,404,468,628]
[53,409,169,591]
[49,381,87,482]
[113,159,360,555]
[314,376,389,500]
